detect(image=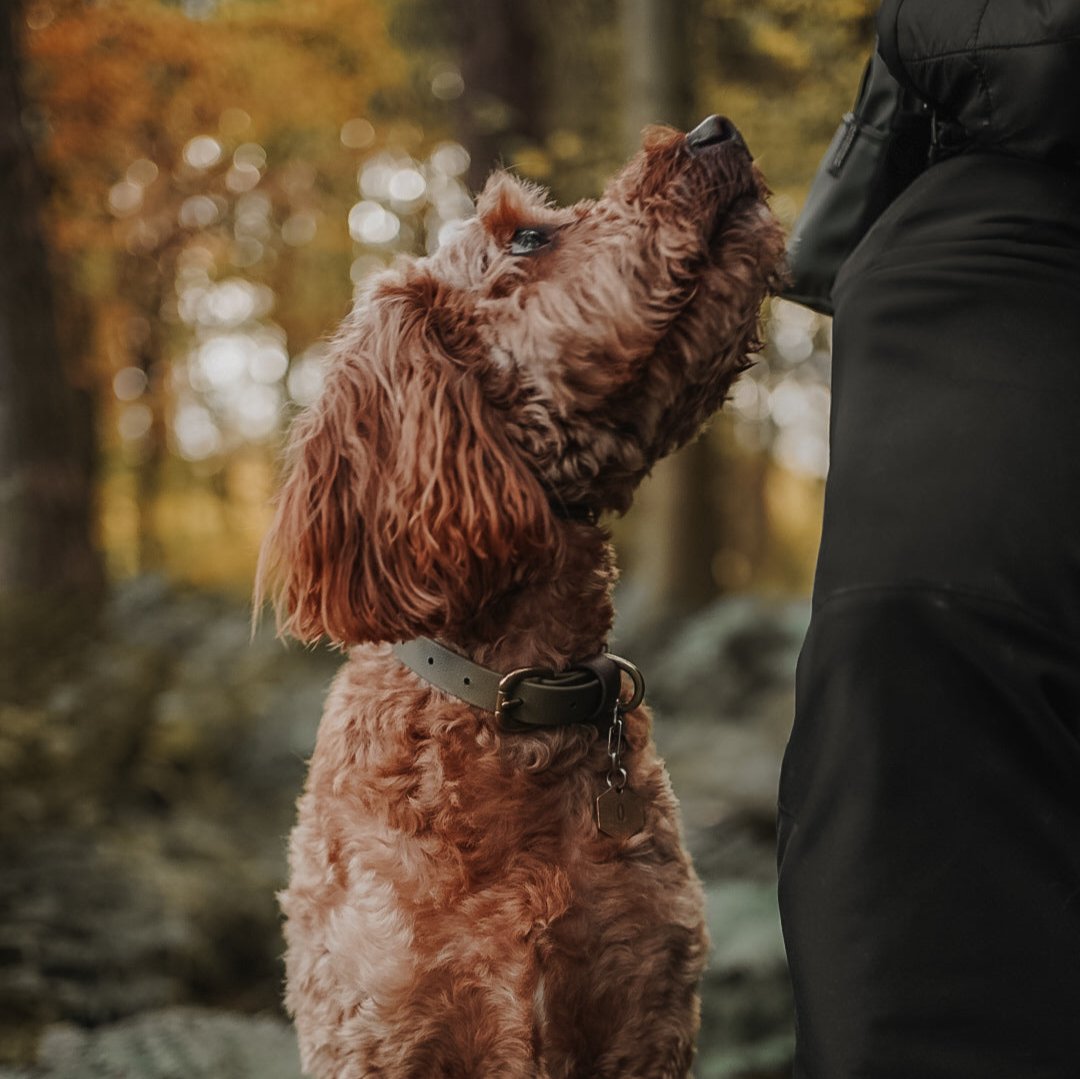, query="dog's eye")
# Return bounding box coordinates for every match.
[510,228,551,255]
